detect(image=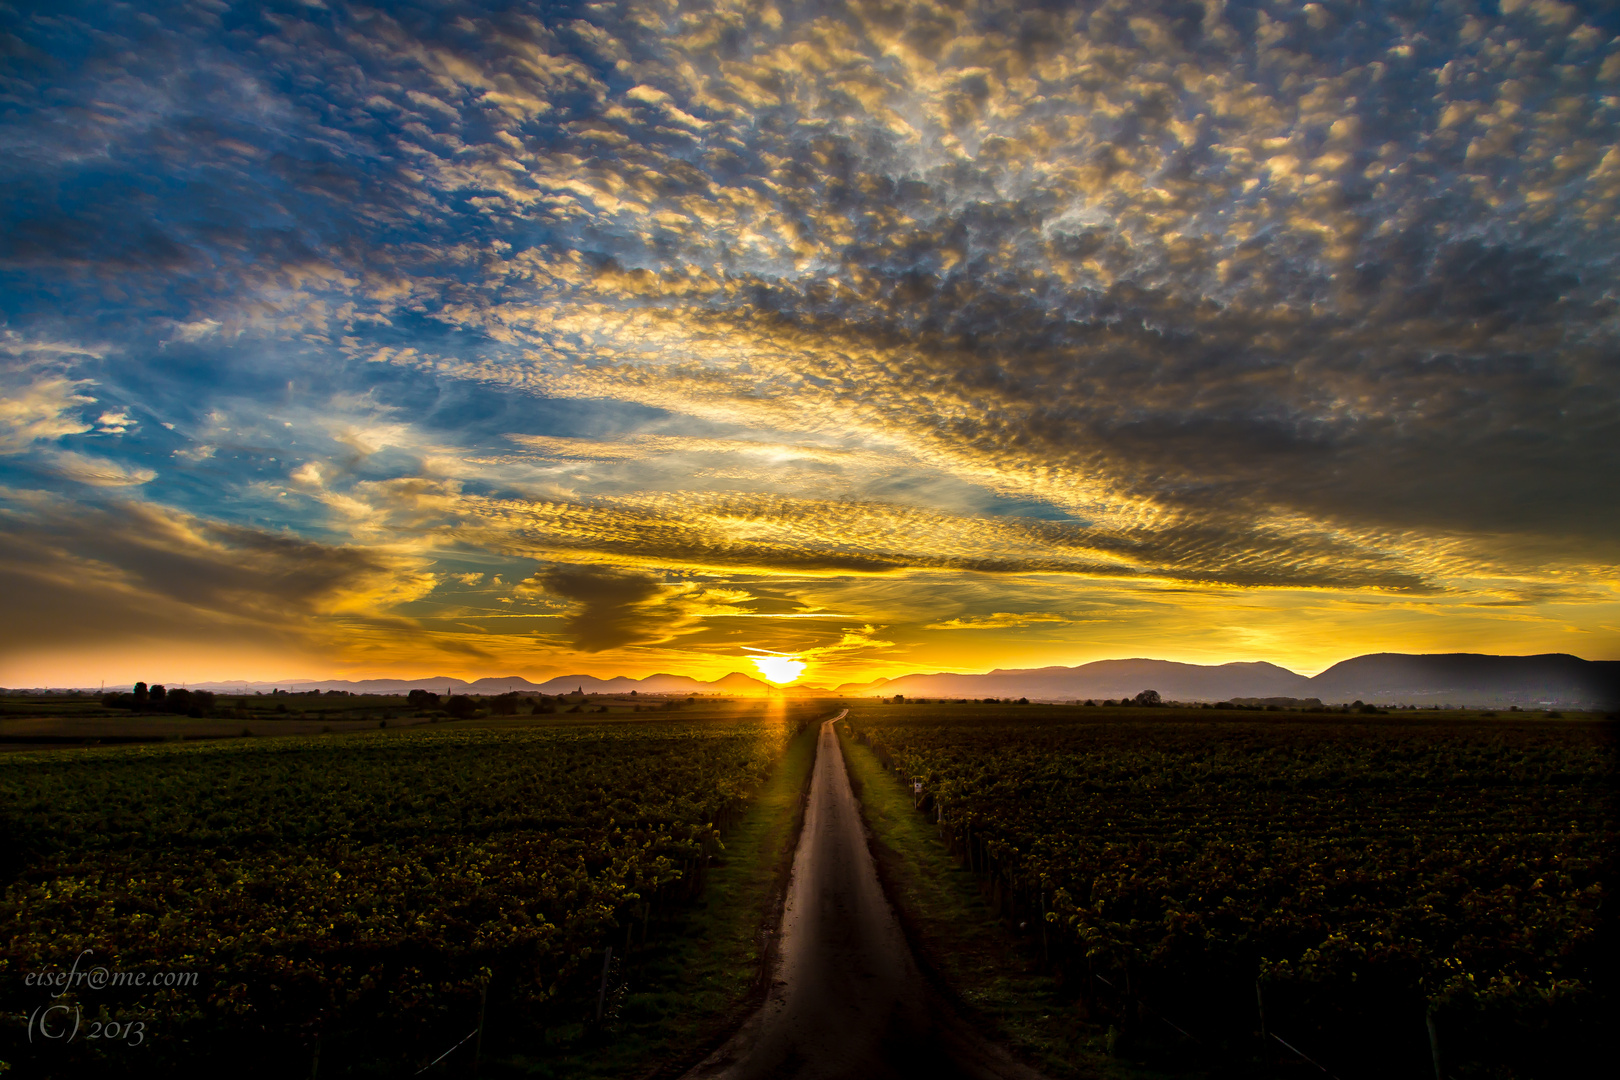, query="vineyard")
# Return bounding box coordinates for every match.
[843,706,1614,1078]
[1,706,817,1077]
